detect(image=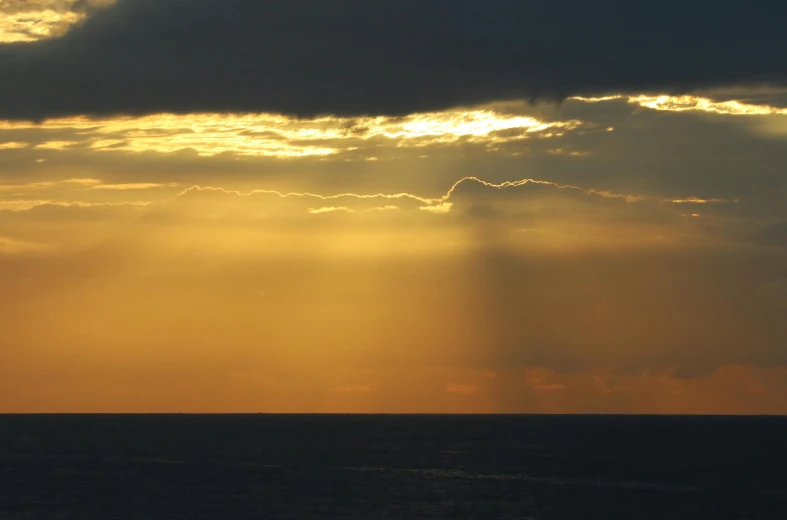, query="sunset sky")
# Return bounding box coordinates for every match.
[1,0,786,413]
